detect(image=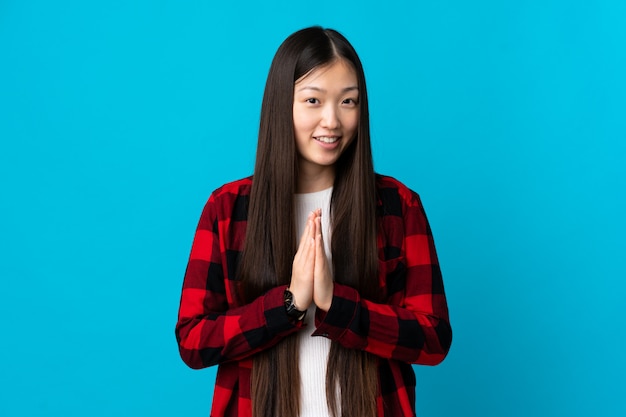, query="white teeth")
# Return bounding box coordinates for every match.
[315,136,339,143]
